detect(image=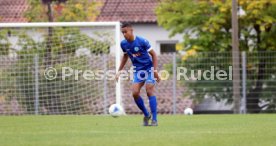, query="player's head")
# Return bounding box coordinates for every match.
[121,22,134,41]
